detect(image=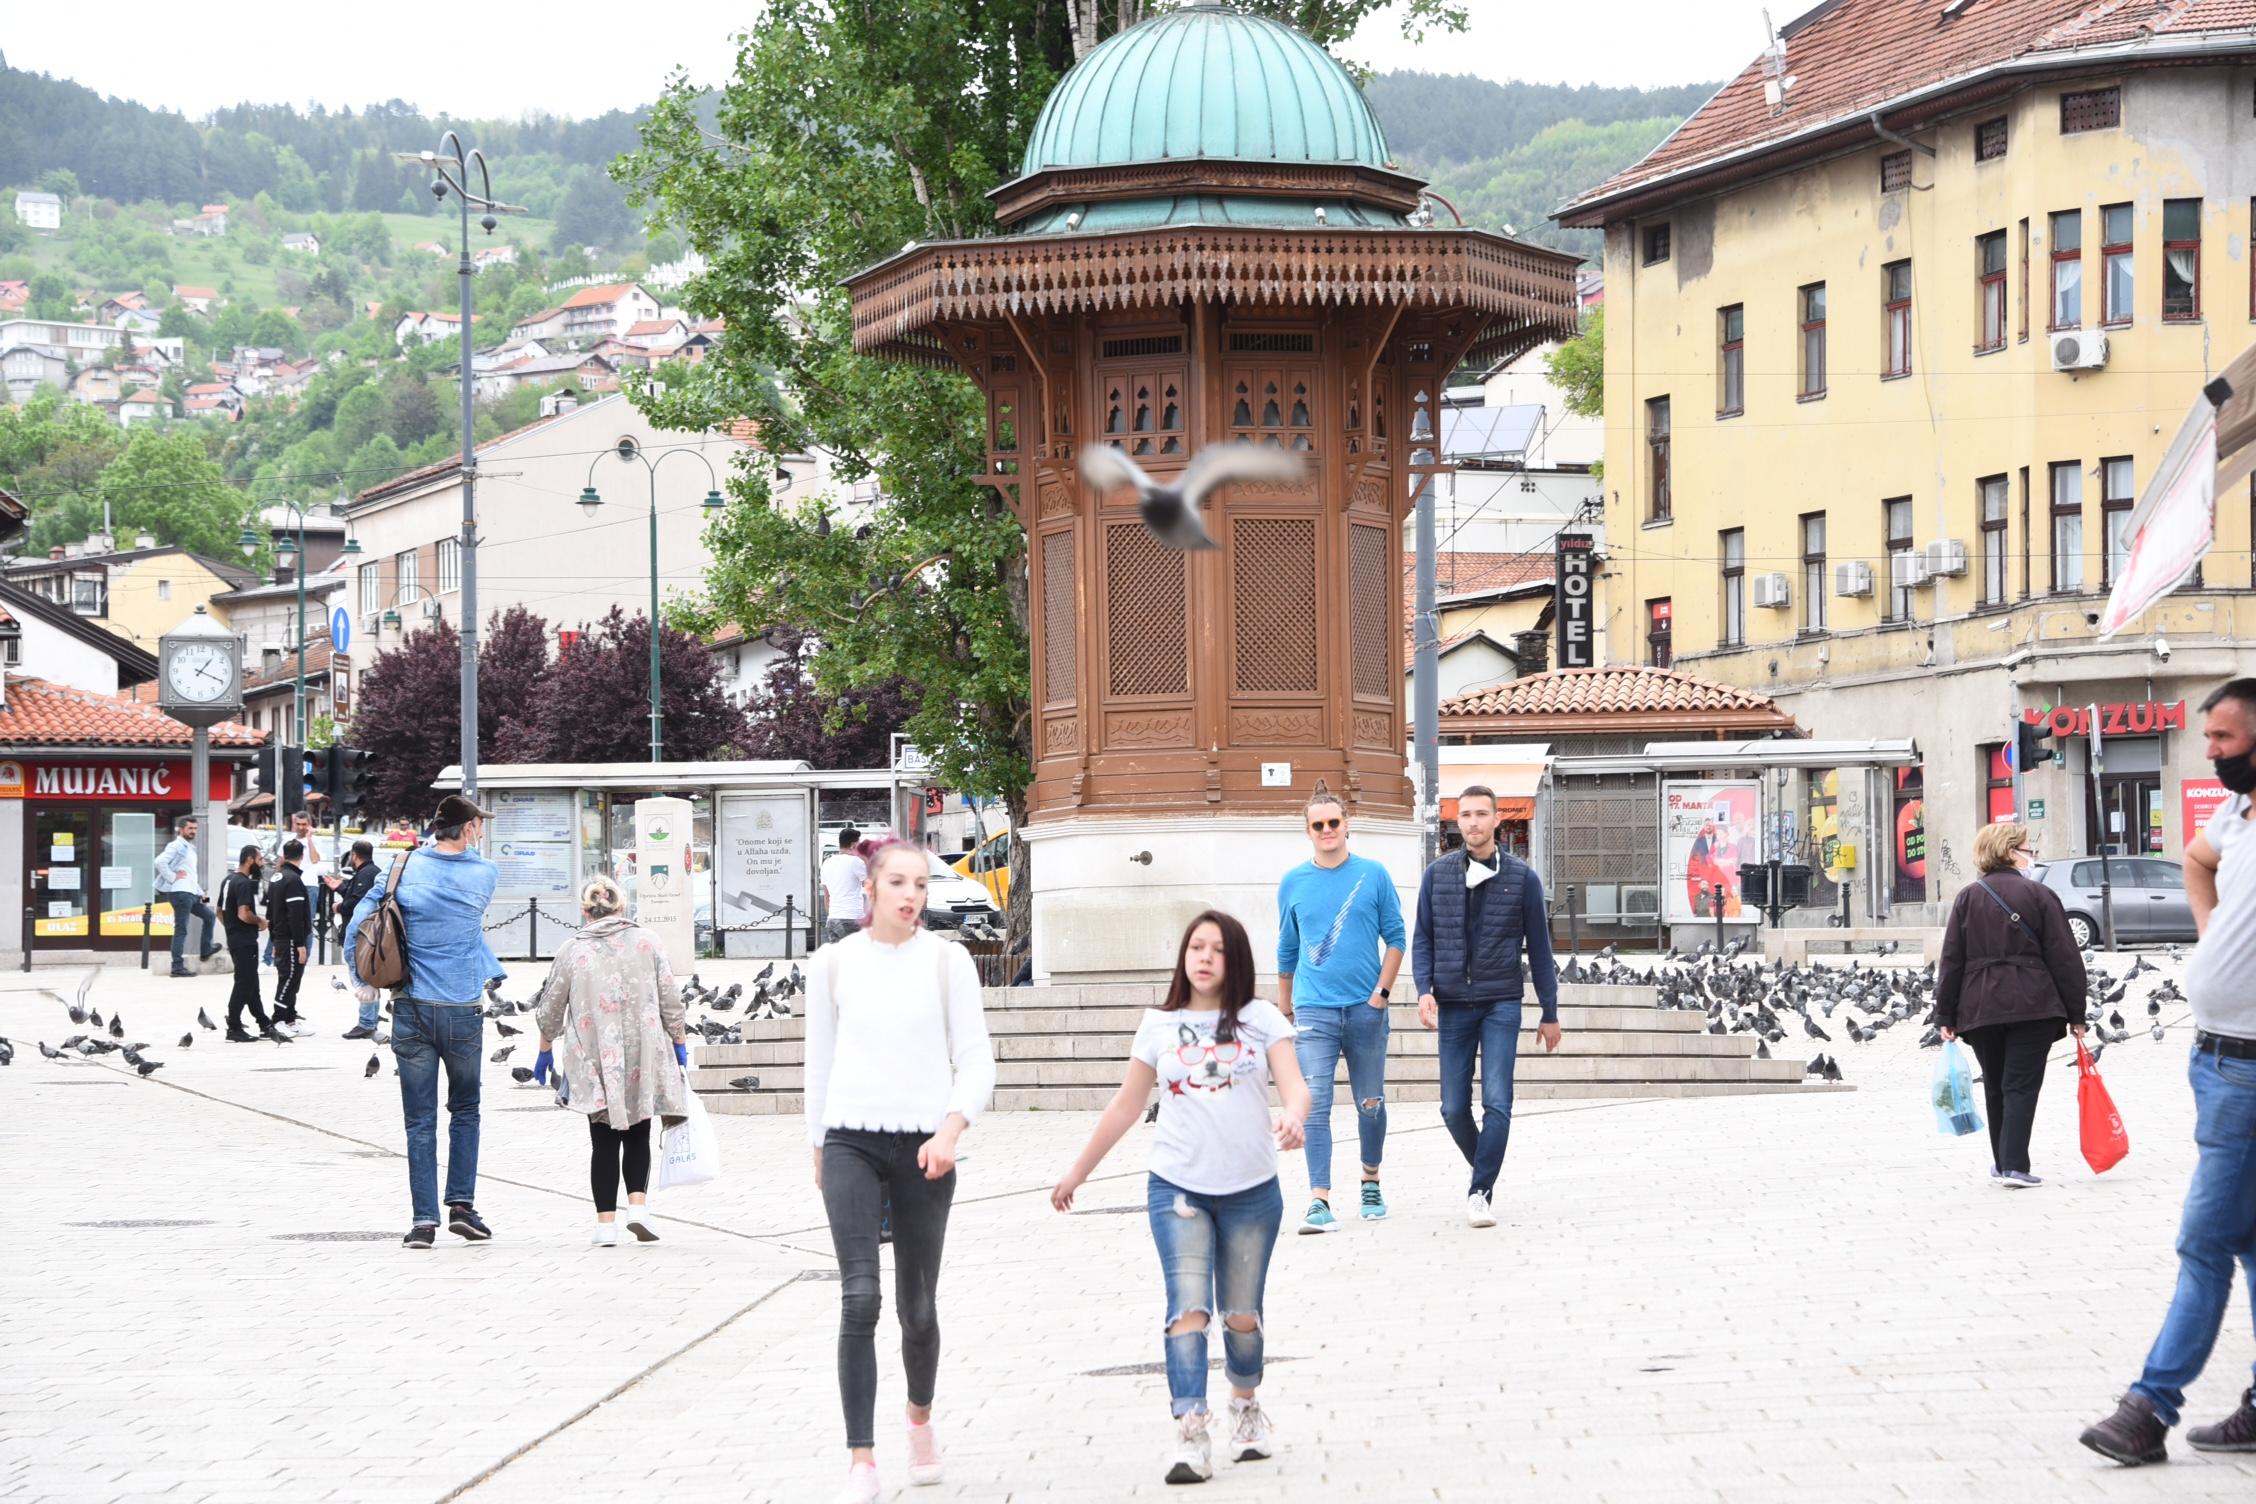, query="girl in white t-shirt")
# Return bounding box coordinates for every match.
[1052,909,1310,1485]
